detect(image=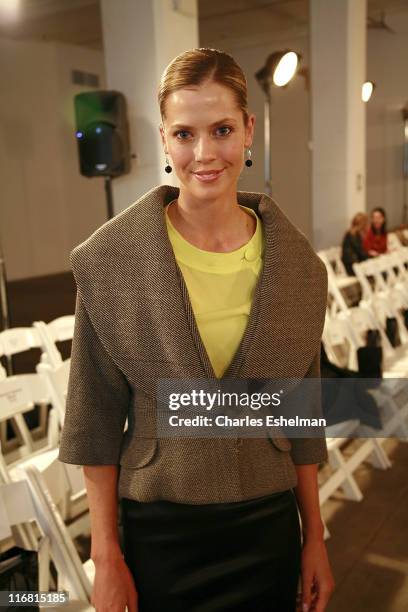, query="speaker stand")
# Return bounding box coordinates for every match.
[105,176,114,220]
